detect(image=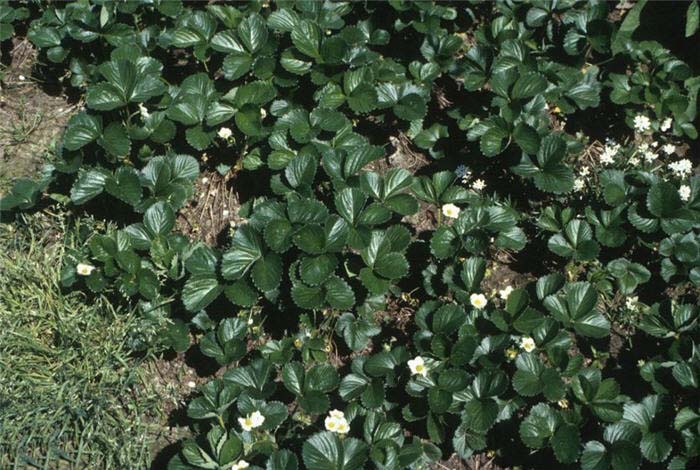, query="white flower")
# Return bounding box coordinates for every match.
[336,419,349,434]
[499,286,514,300]
[187,381,196,389]
[138,103,150,119]
[557,399,569,409]
[668,159,693,178]
[260,108,267,119]
[324,416,340,432]
[629,156,640,166]
[238,411,265,431]
[250,410,265,427]
[599,143,619,165]
[633,114,651,132]
[660,117,673,132]
[625,296,639,311]
[76,263,96,276]
[471,179,486,191]
[470,293,488,310]
[639,142,649,152]
[520,336,536,353]
[201,177,210,184]
[579,166,590,177]
[642,150,658,163]
[325,411,350,434]
[238,415,255,432]
[18,74,26,81]
[441,203,461,219]
[573,178,585,192]
[231,460,250,470]
[679,185,691,202]
[218,127,233,139]
[223,209,230,217]
[408,356,428,377]
[662,144,676,155]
